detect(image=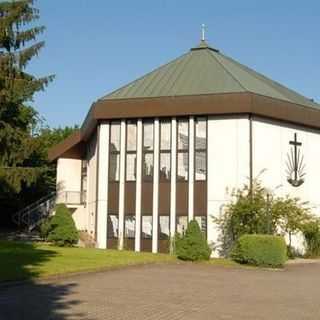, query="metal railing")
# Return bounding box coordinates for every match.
[56,191,86,205]
[12,190,86,232]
